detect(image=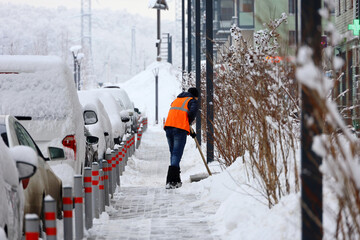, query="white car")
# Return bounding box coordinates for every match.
[0,136,37,239]
[102,86,137,133]
[84,89,128,145]
[0,55,86,175]
[78,91,114,160]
